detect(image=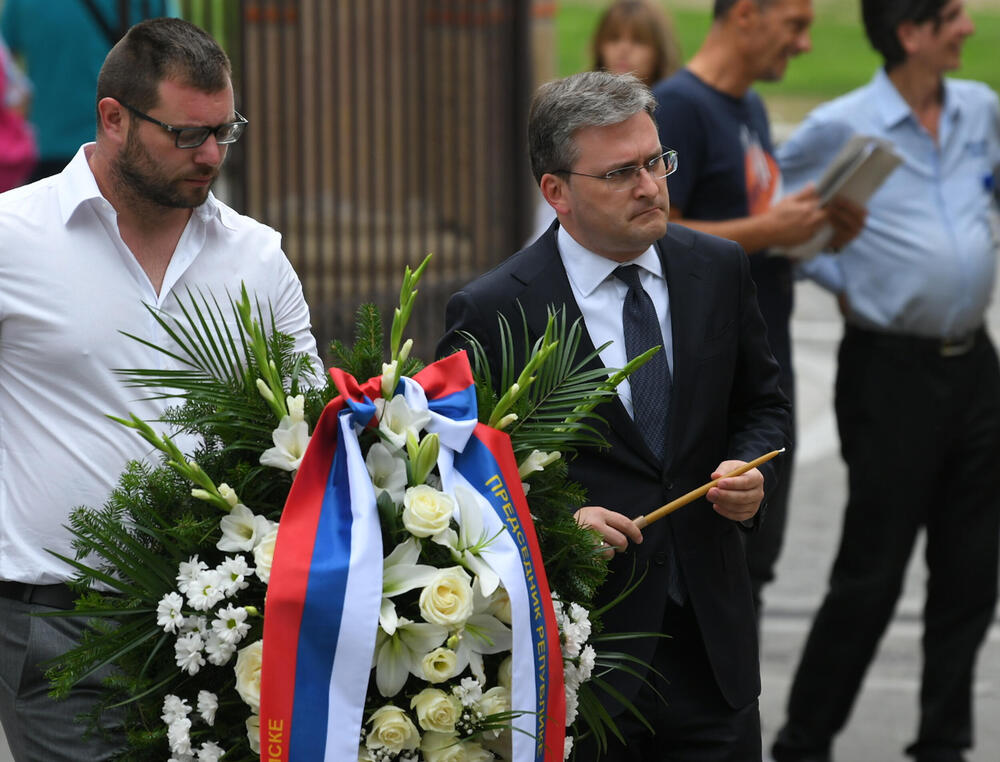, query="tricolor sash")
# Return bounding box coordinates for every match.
[261,352,565,761]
